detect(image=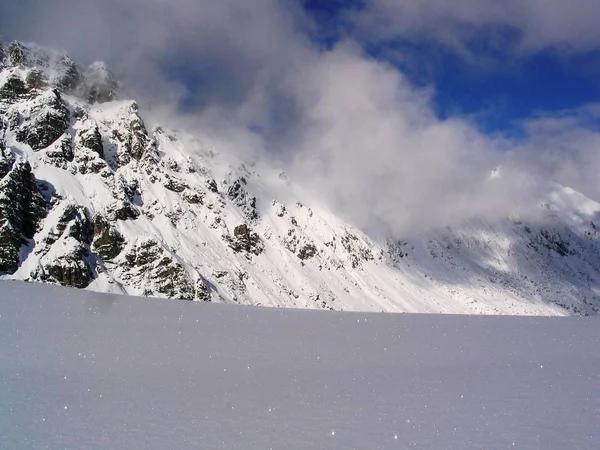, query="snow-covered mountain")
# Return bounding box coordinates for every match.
[2,41,600,315]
